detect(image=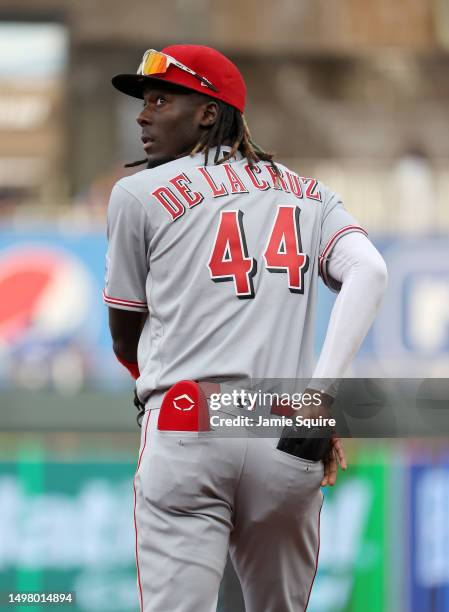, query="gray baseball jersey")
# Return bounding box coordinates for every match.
[103,147,366,407]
